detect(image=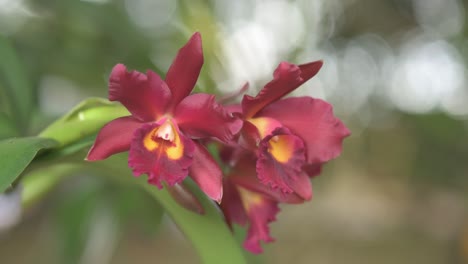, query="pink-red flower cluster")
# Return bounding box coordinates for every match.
[87,32,350,254]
